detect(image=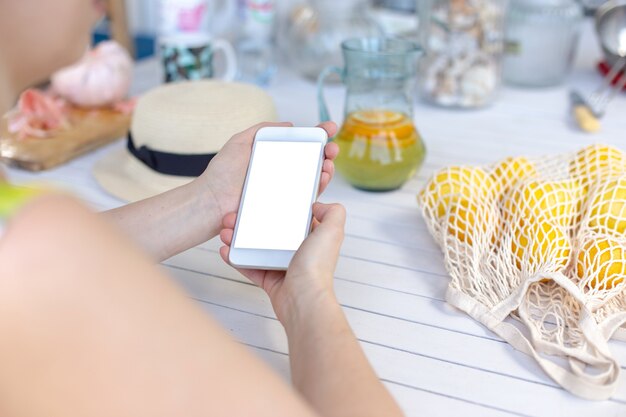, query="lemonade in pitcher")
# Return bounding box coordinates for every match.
[318,38,426,191]
[334,110,425,191]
